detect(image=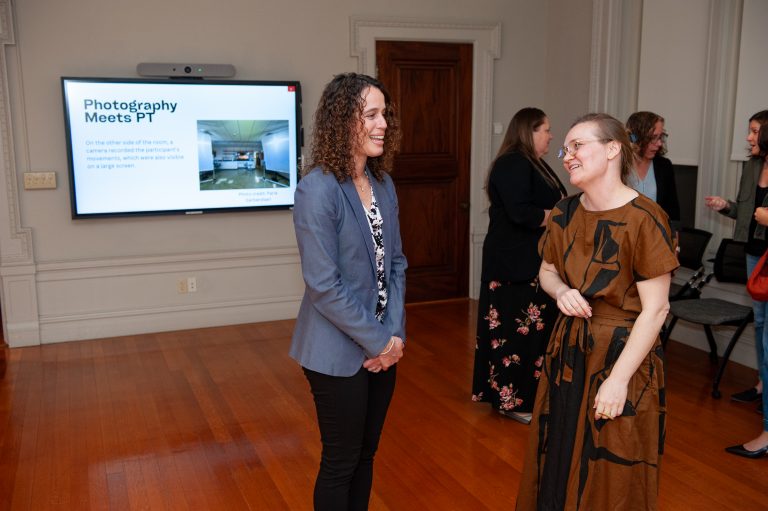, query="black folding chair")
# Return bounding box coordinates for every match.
[669,227,713,301]
[661,238,754,398]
